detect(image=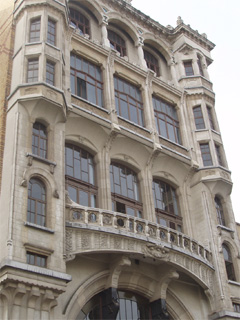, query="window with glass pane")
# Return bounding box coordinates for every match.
[215,144,224,166]
[143,50,159,76]
[197,54,204,76]
[29,18,41,42]
[207,106,215,130]
[110,163,142,218]
[27,178,46,226]
[184,61,194,76]
[27,58,39,83]
[70,53,103,107]
[46,60,55,85]
[233,303,240,313]
[69,8,90,35]
[200,143,213,166]
[222,244,236,281]
[114,76,144,126]
[65,144,97,207]
[27,252,47,267]
[215,196,225,226]
[47,18,56,46]
[193,106,205,130]
[108,30,126,57]
[152,179,182,230]
[152,96,181,144]
[32,122,47,158]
